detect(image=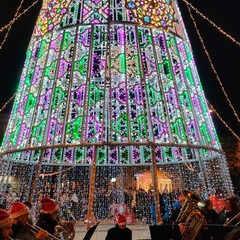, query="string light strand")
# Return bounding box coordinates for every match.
[184,162,195,172]
[182,0,240,47]
[0,1,39,110]
[0,0,25,51]
[207,100,240,141]
[40,166,75,177]
[0,93,16,113]
[0,0,39,34]
[187,6,240,126]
